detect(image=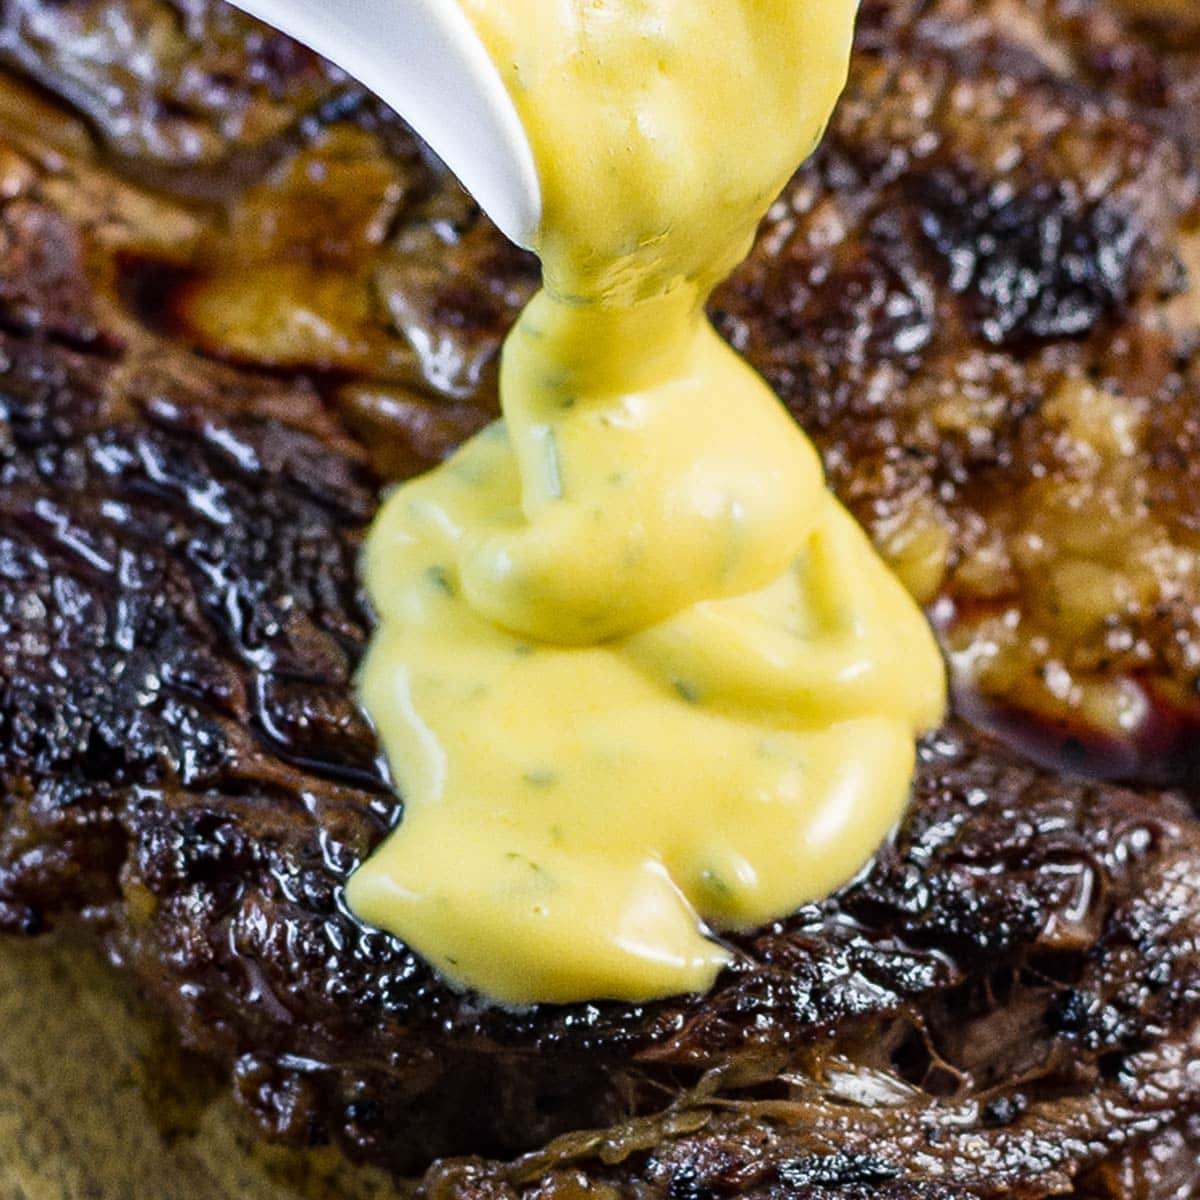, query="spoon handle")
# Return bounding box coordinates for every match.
[227,0,541,246]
